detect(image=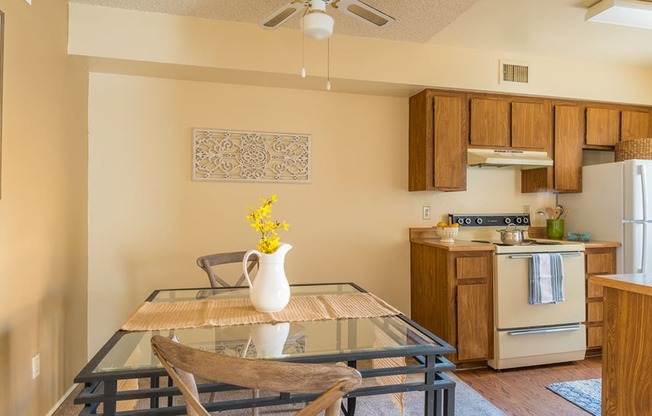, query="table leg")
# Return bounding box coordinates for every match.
[345,360,357,416]
[103,380,117,415]
[150,375,160,408]
[444,383,455,416]
[424,354,436,416]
